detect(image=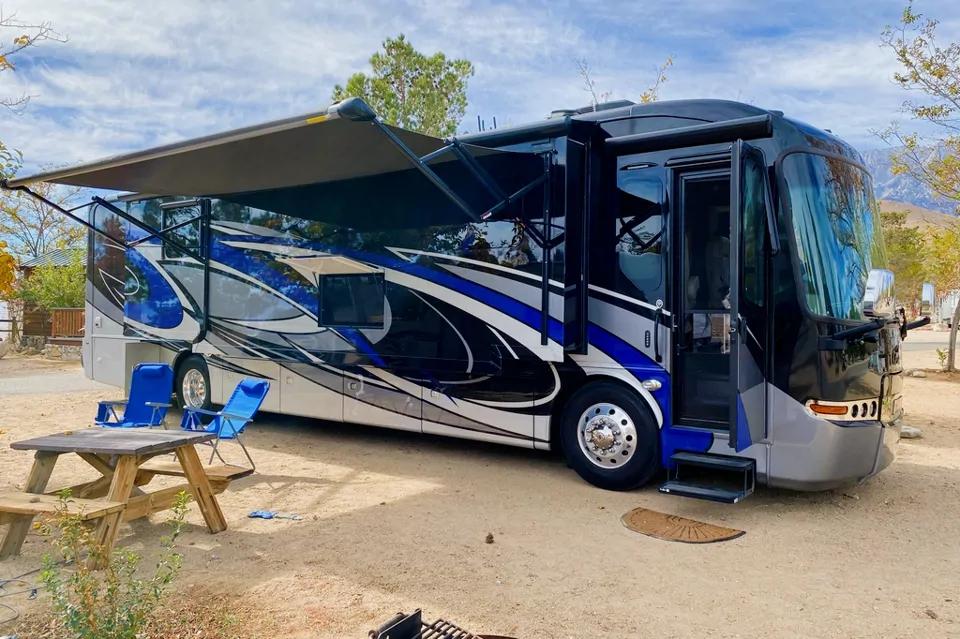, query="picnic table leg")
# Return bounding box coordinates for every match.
[0,452,59,560]
[176,445,227,534]
[89,454,140,569]
[76,452,147,497]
